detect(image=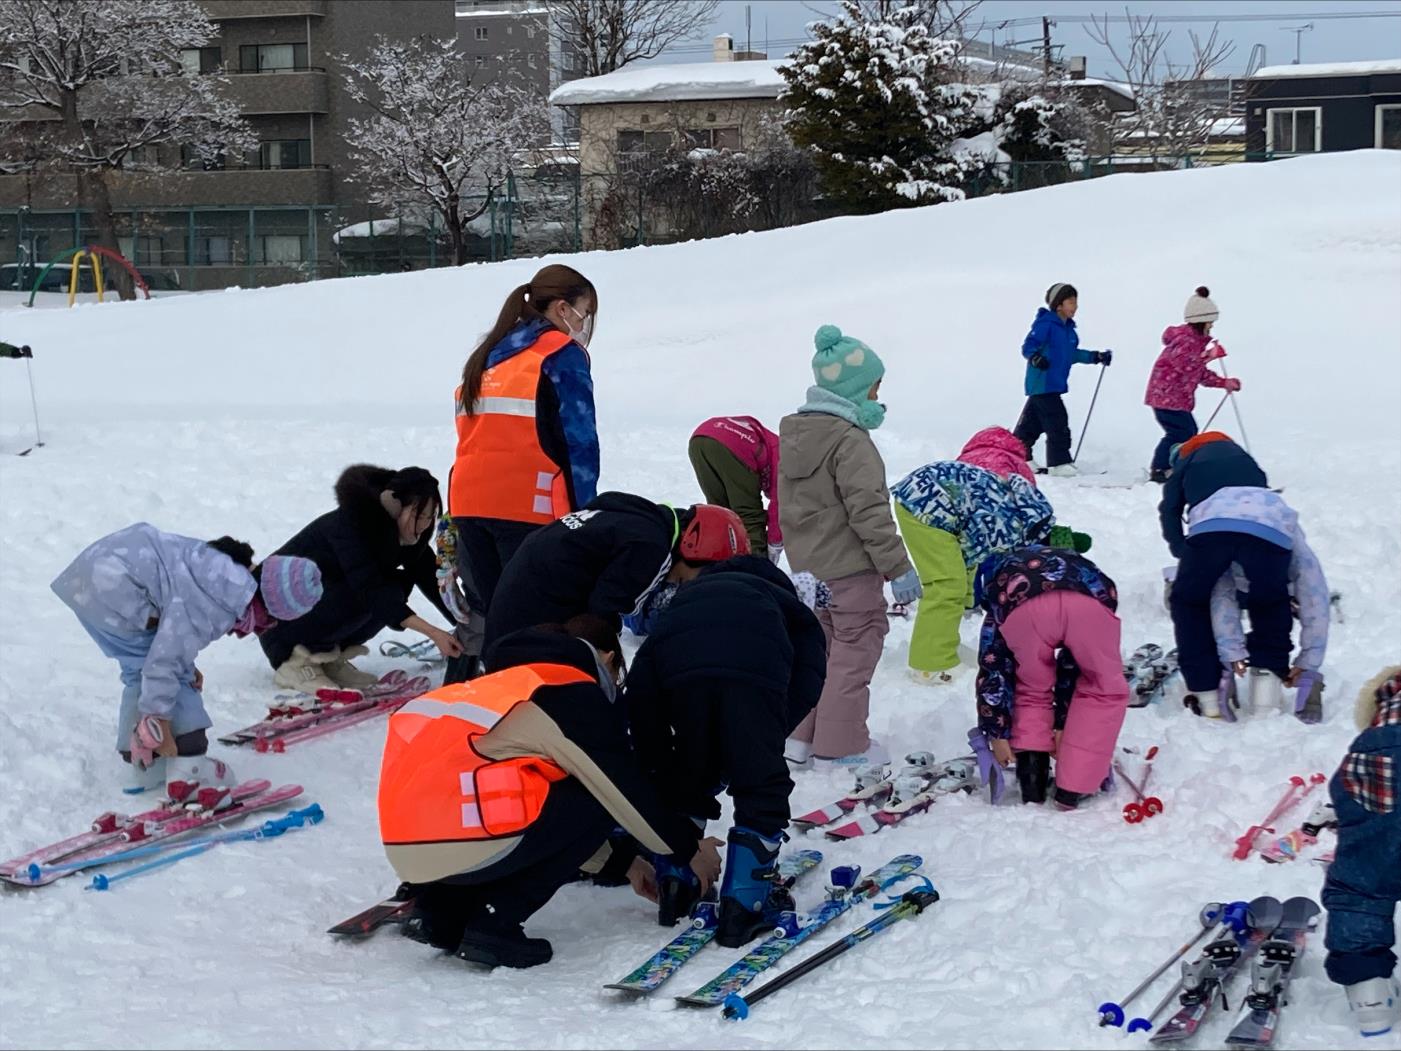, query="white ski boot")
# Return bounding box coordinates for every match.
[1184,688,1222,719]
[1248,668,1285,714]
[122,754,166,795]
[273,644,341,696]
[165,755,237,811]
[1347,976,1400,1037]
[320,644,380,690]
[1046,463,1078,478]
